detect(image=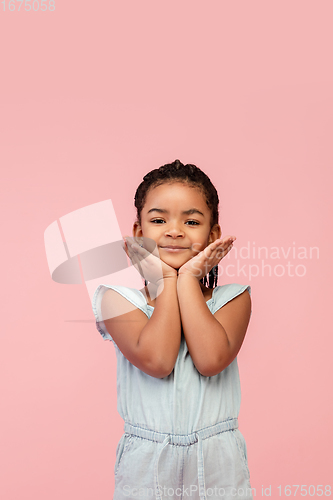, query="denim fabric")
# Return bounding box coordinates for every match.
[92,284,253,500]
